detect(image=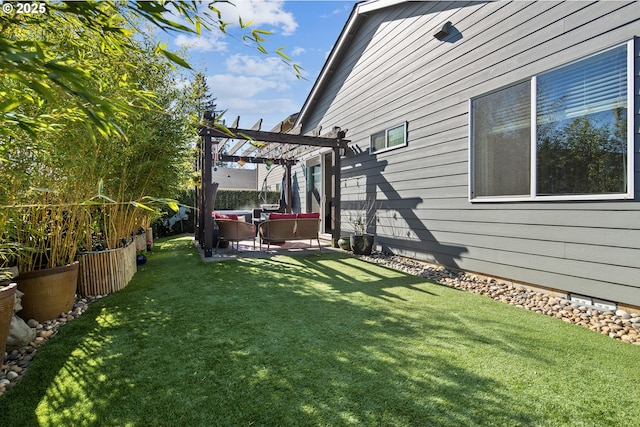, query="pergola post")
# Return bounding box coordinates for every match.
[194,143,201,244]
[331,146,342,246]
[201,129,215,257]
